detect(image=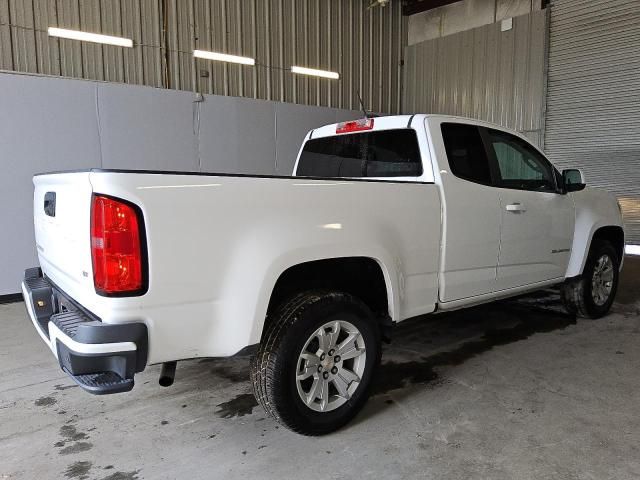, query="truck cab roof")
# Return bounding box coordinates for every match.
[309,114,536,146]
